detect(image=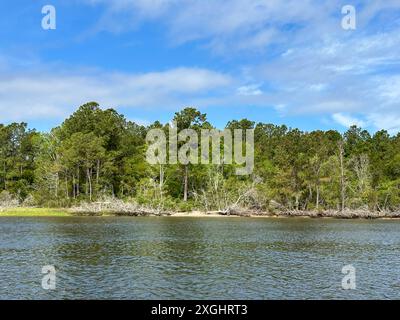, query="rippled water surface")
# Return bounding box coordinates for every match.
[0,216,399,299]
